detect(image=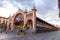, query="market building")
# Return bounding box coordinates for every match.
[0,5,58,33]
